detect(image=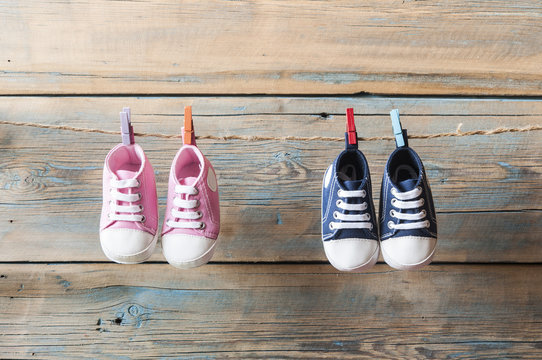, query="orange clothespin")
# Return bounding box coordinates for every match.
[184,106,194,145]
